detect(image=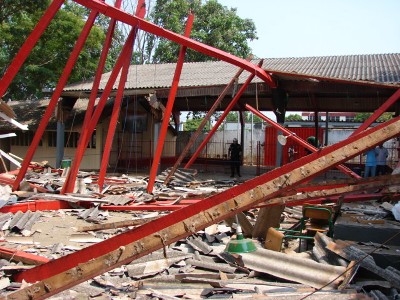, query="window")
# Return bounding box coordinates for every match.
[48,131,96,149]
[11,131,42,146]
